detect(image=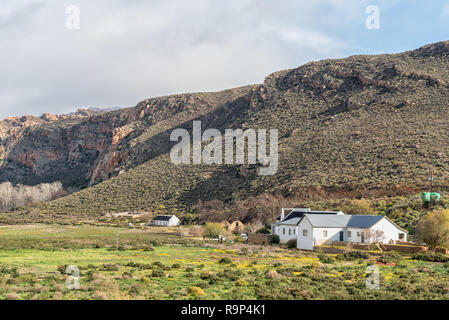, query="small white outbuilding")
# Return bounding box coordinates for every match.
[149,215,180,227]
